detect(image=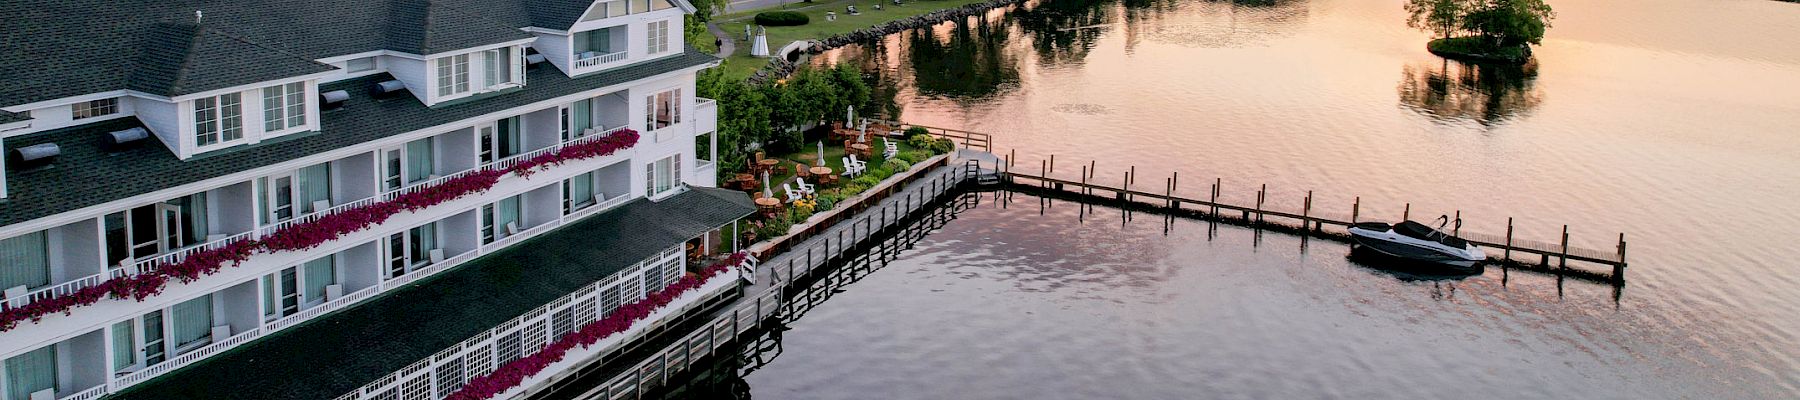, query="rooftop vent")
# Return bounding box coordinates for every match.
[369,80,408,98]
[526,54,547,68]
[107,127,150,148]
[320,90,350,110]
[10,143,59,168]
